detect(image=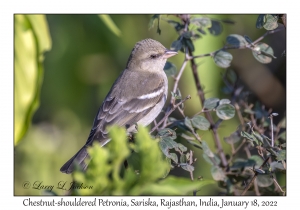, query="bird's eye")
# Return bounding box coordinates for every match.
[150,54,159,59]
